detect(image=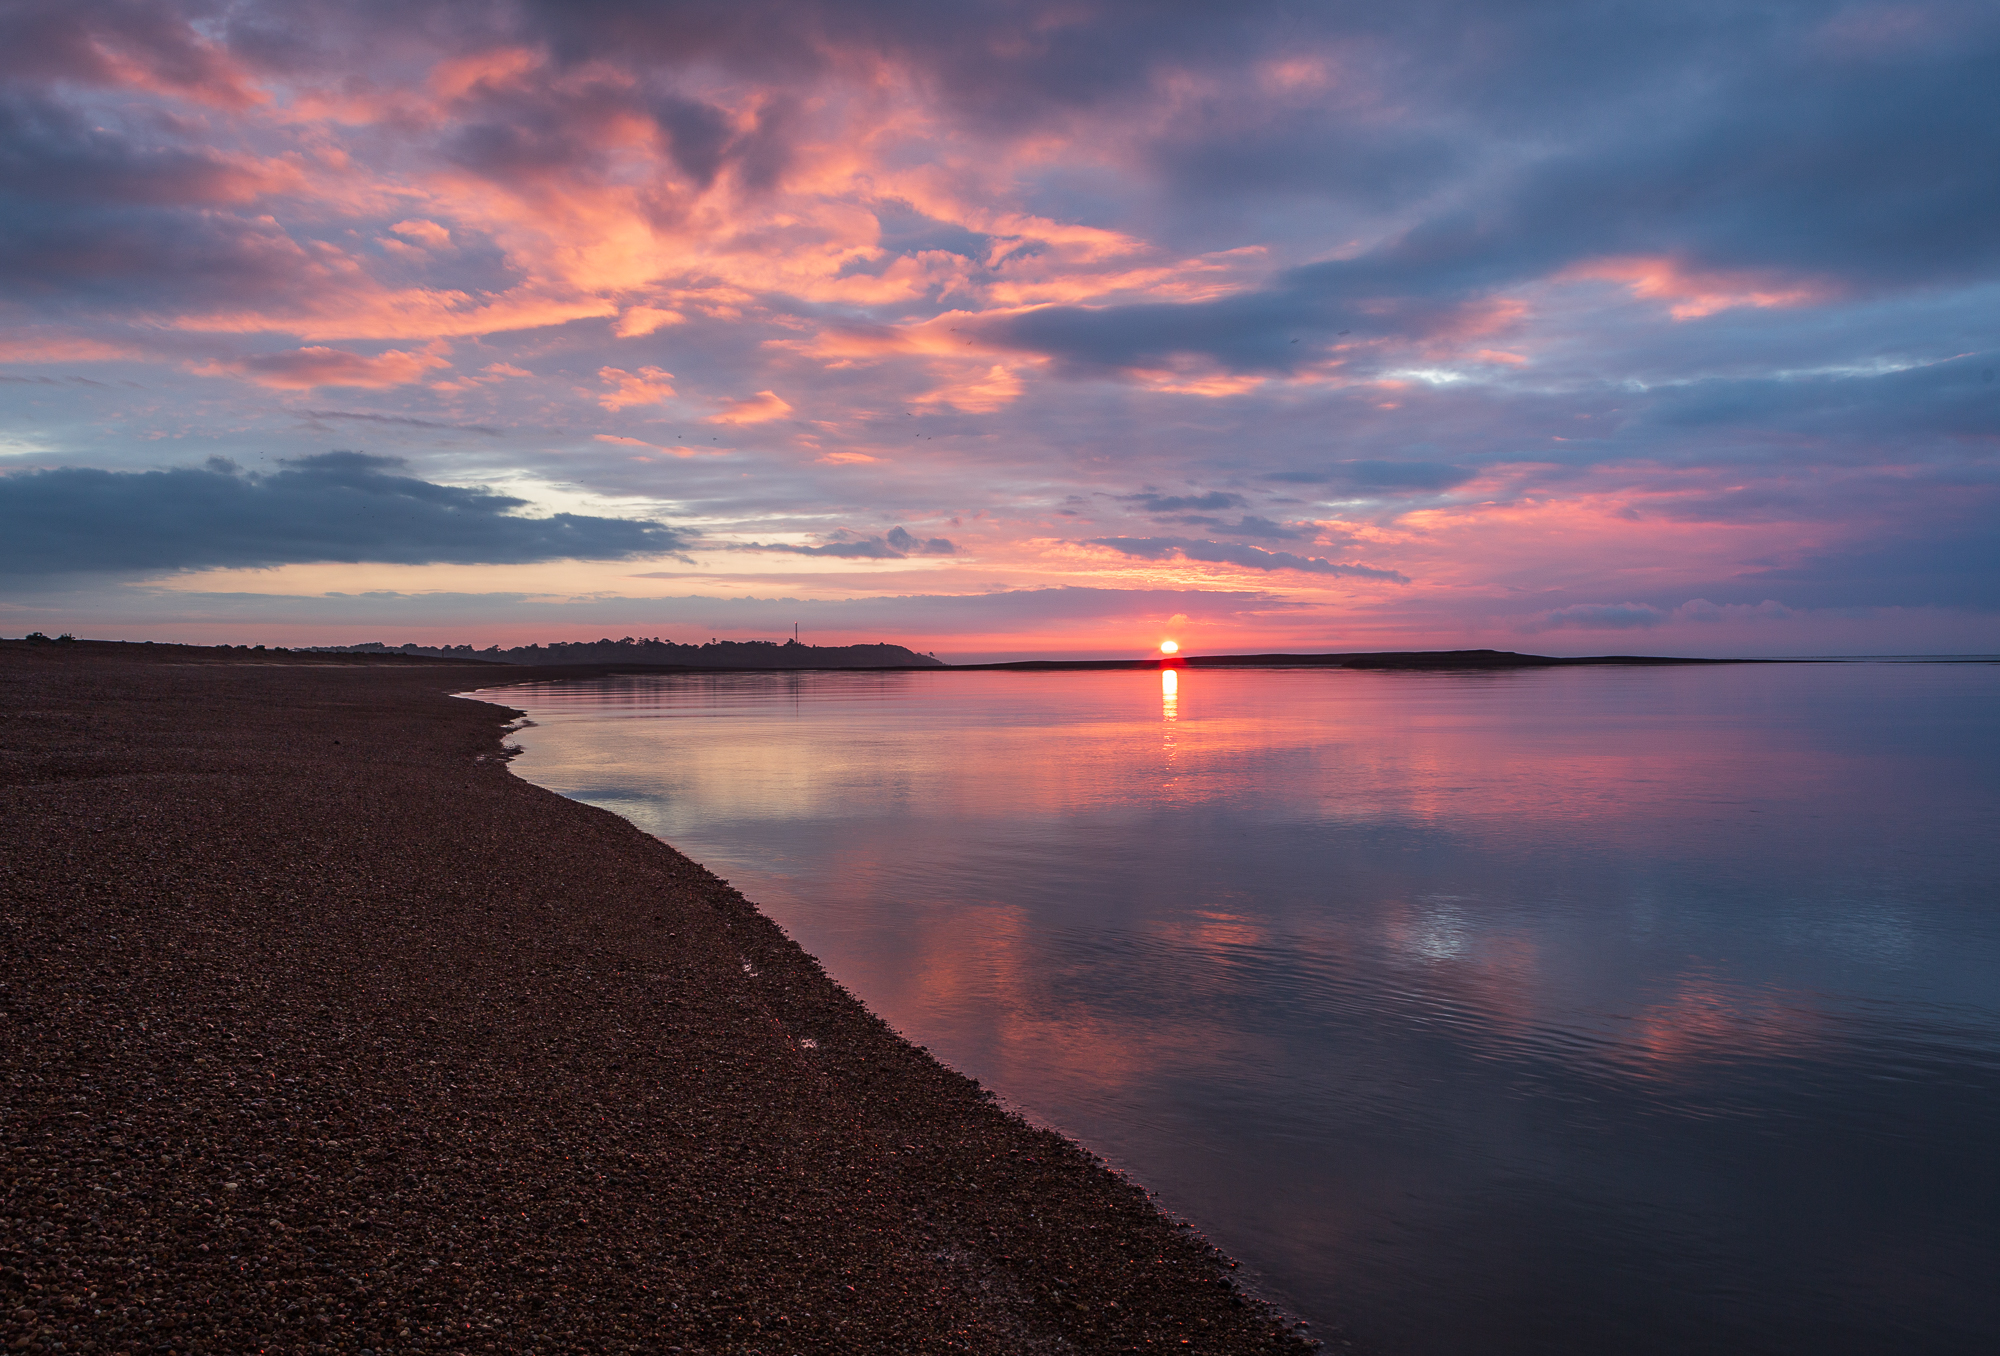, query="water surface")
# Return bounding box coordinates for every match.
[478,664,2000,1355]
